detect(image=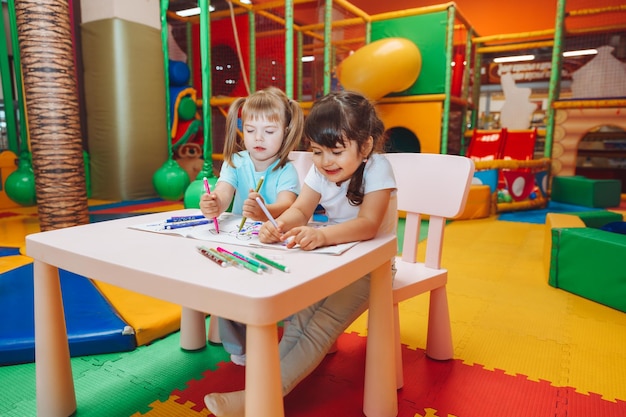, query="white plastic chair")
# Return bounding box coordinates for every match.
[286,151,475,390]
[384,152,474,388]
[289,150,314,184]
